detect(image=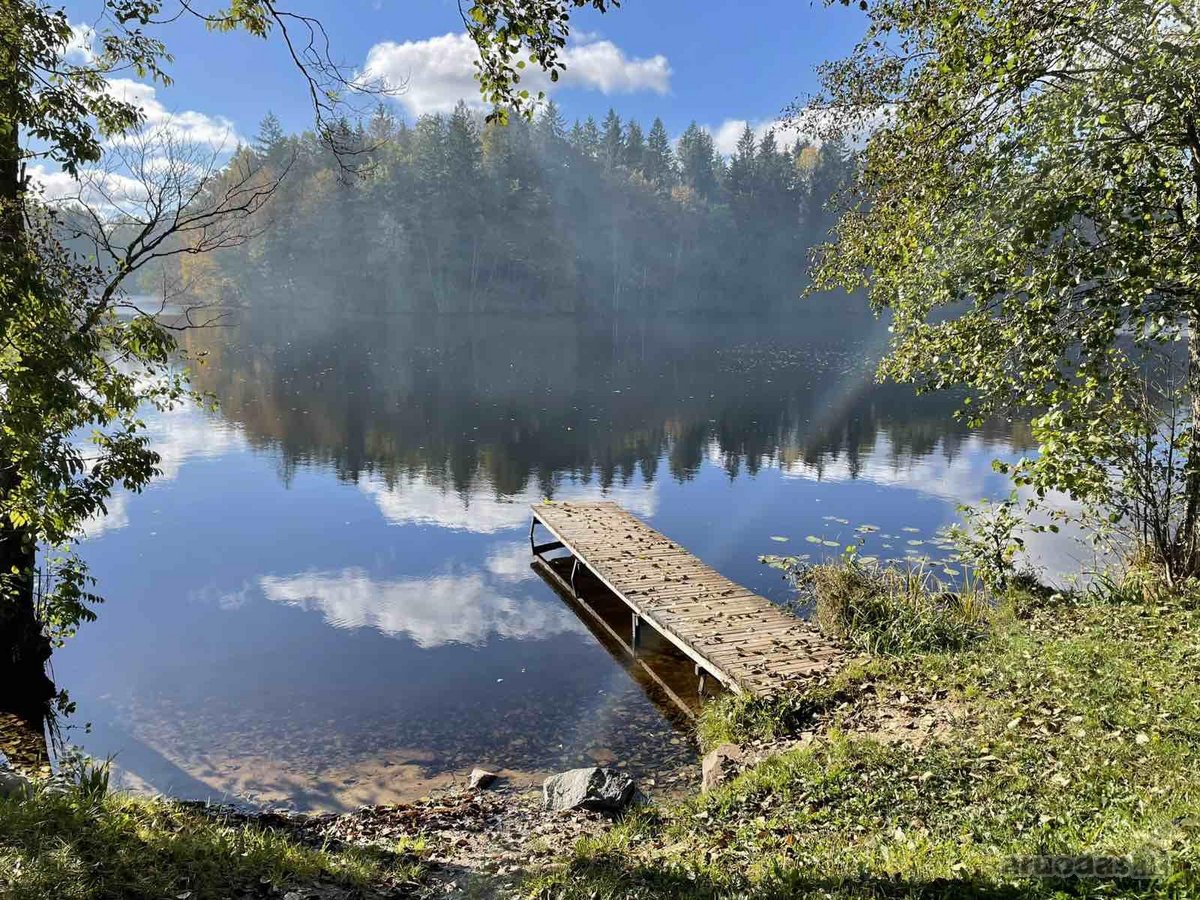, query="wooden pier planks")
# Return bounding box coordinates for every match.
[530,501,843,696]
